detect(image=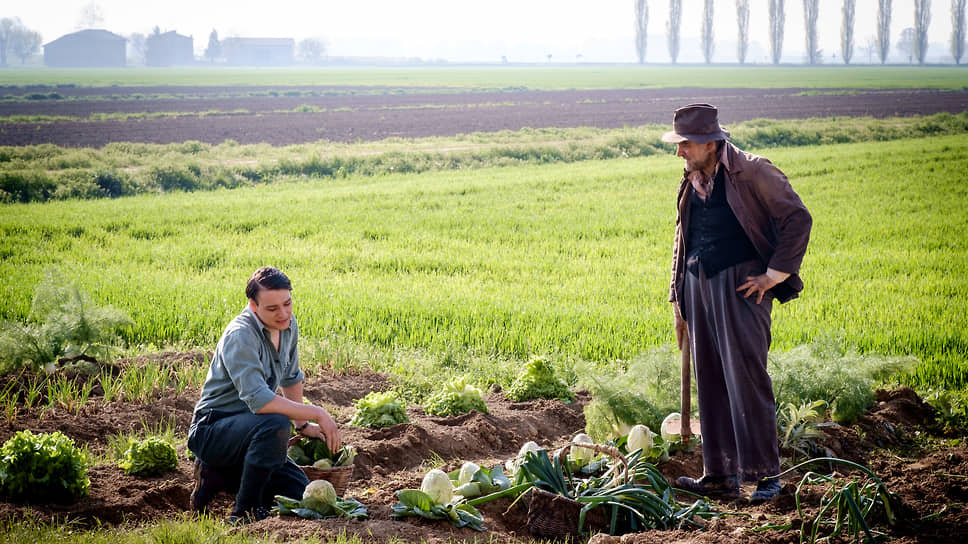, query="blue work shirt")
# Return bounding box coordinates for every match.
[193,305,304,416]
